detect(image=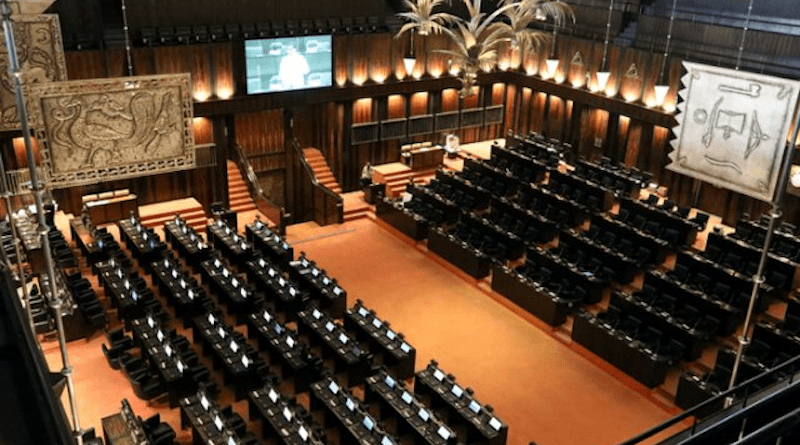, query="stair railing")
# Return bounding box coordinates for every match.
[230,143,287,234]
[291,138,343,226]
